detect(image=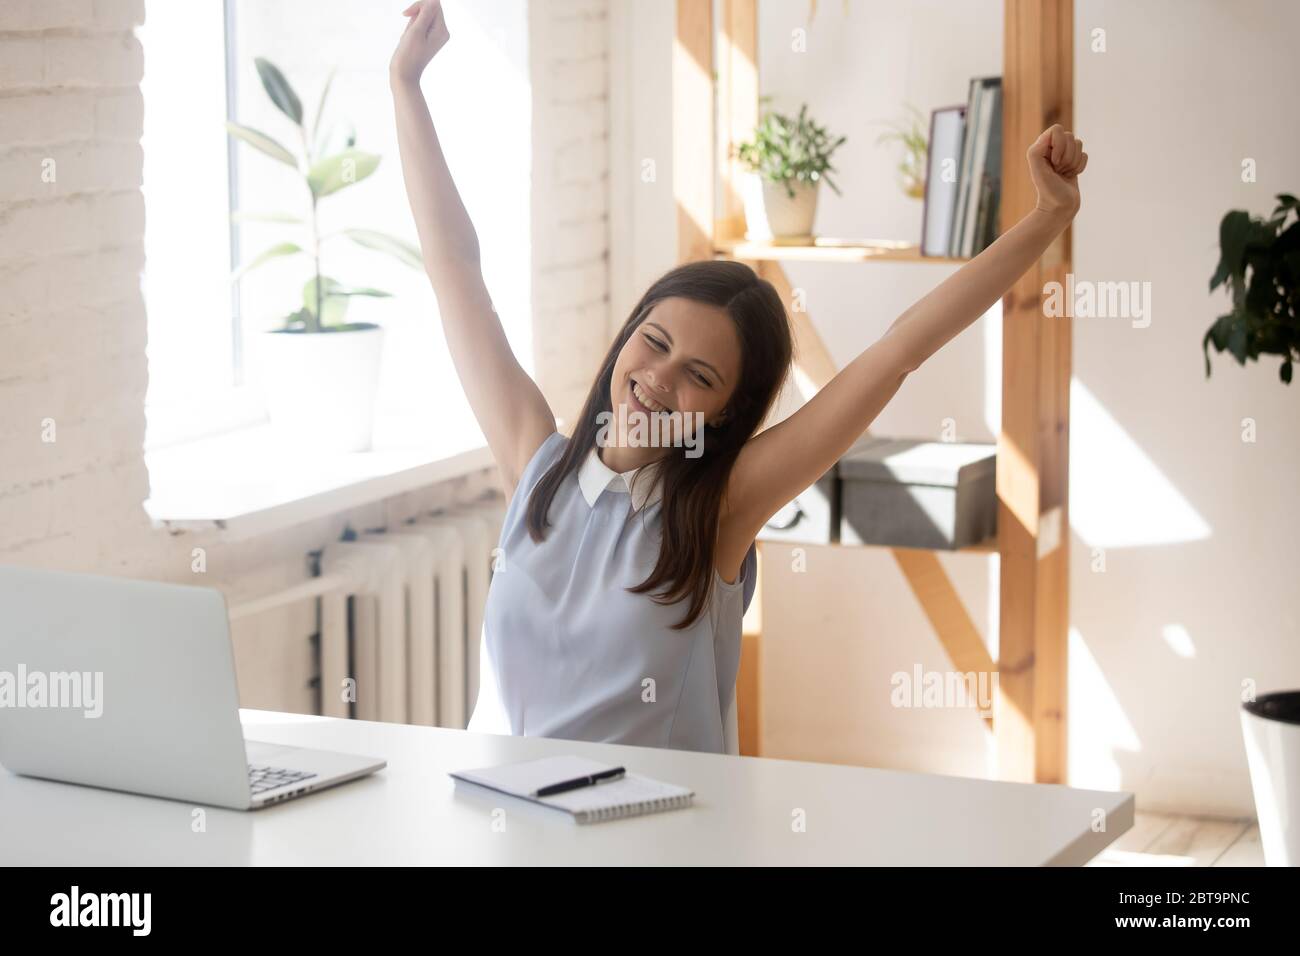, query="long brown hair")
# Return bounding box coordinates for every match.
[525,259,793,630]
